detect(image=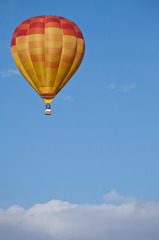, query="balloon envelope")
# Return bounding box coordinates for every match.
[11,15,85,103]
